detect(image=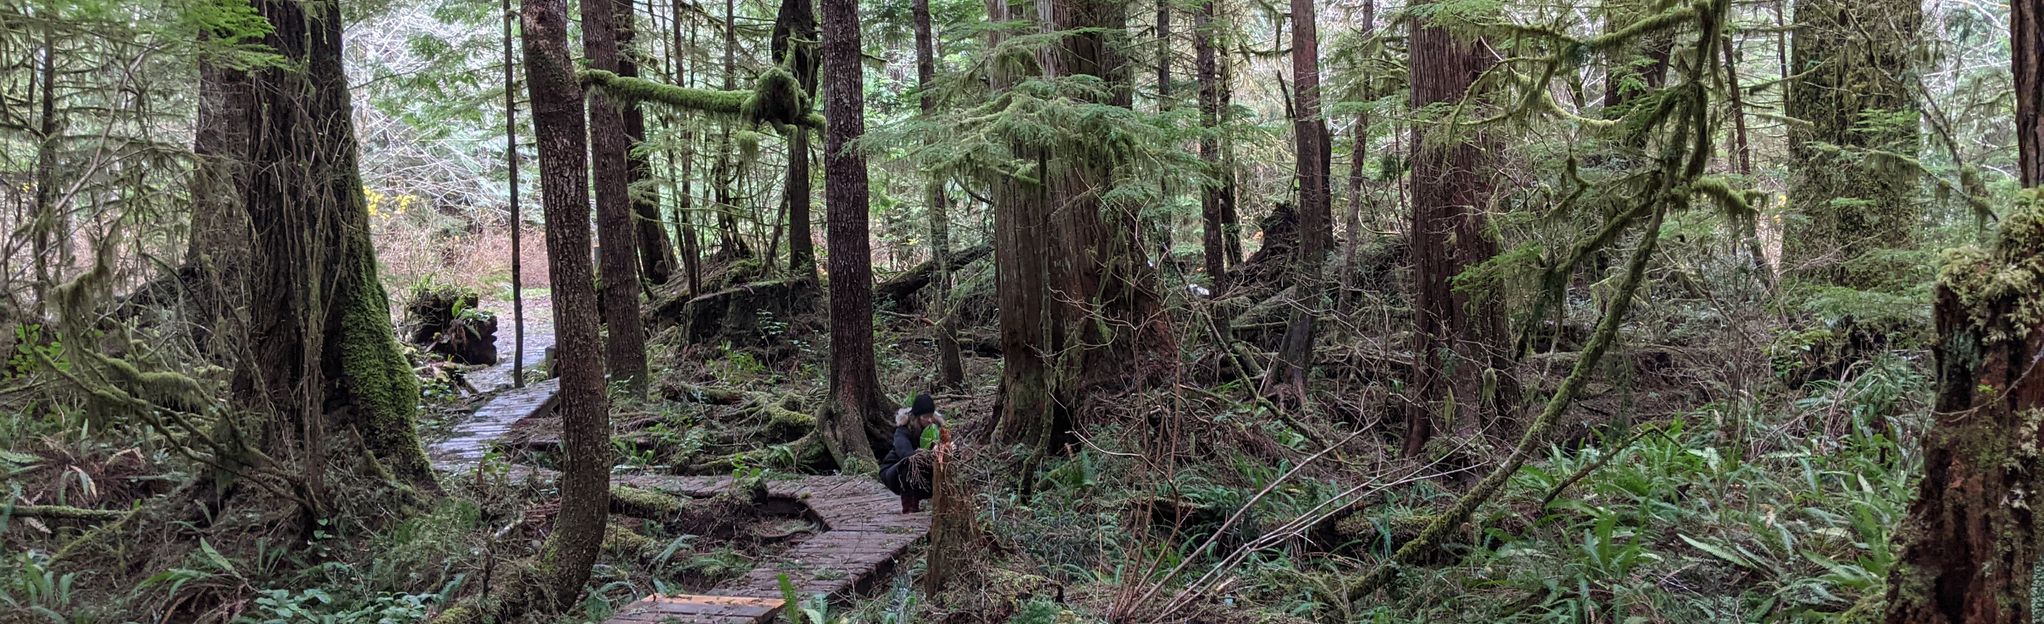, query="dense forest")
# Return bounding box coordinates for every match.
[0,0,2040,621]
